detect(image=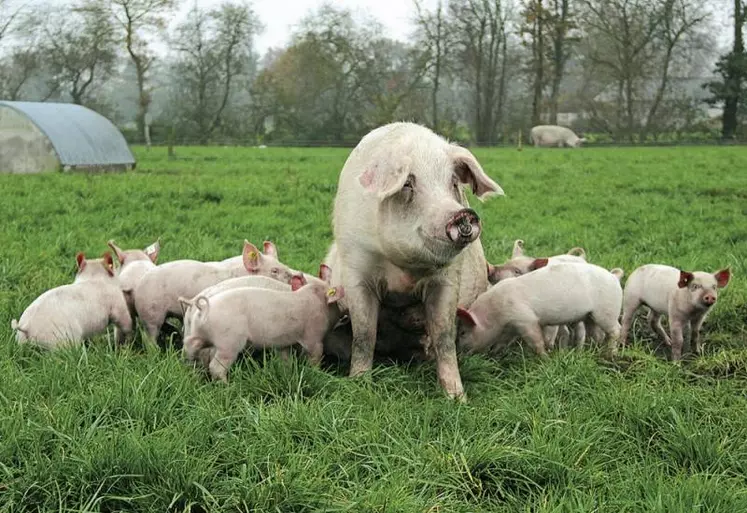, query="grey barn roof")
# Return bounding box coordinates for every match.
[0,101,135,167]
